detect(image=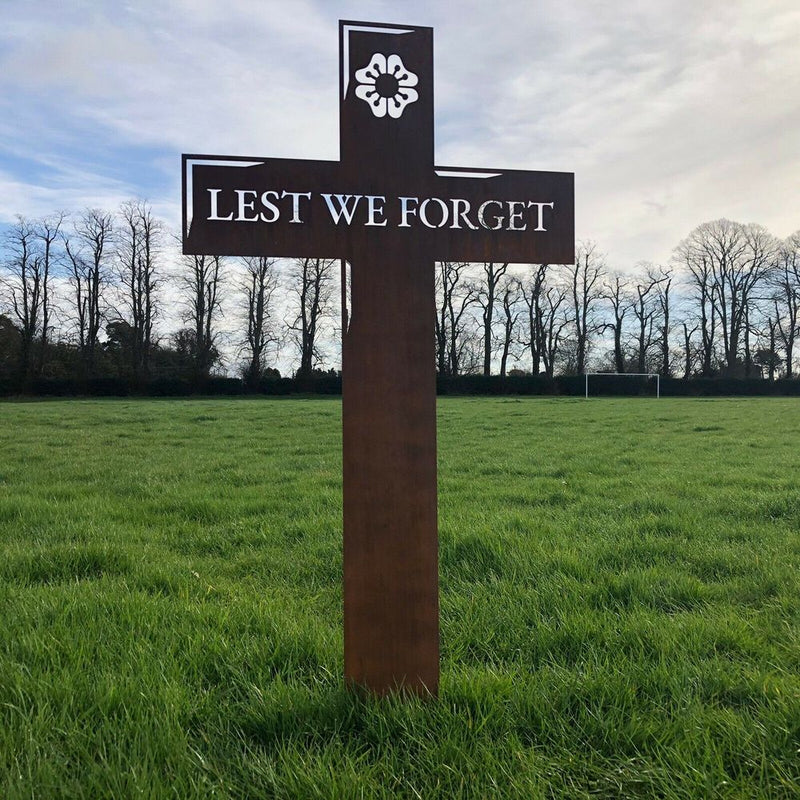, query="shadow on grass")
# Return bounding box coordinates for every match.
[235,685,411,754]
